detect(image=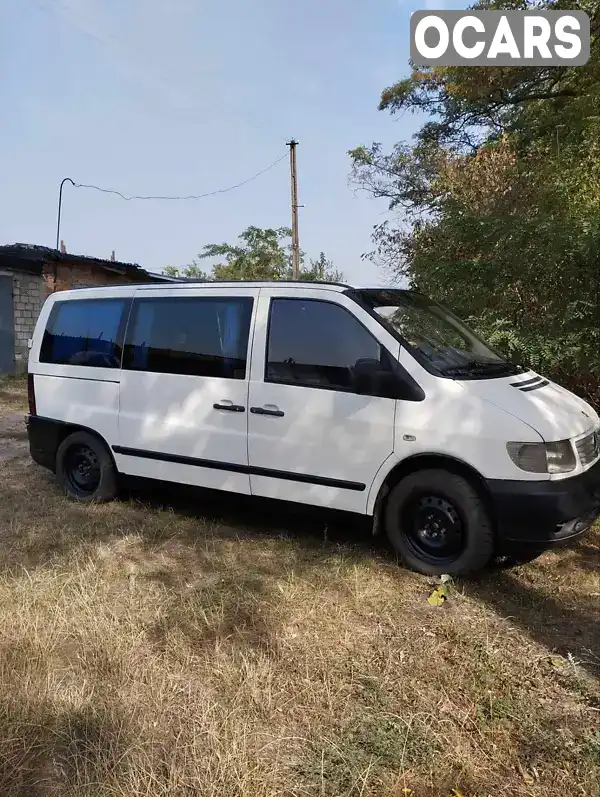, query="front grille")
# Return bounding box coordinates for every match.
[576,429,600,467]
